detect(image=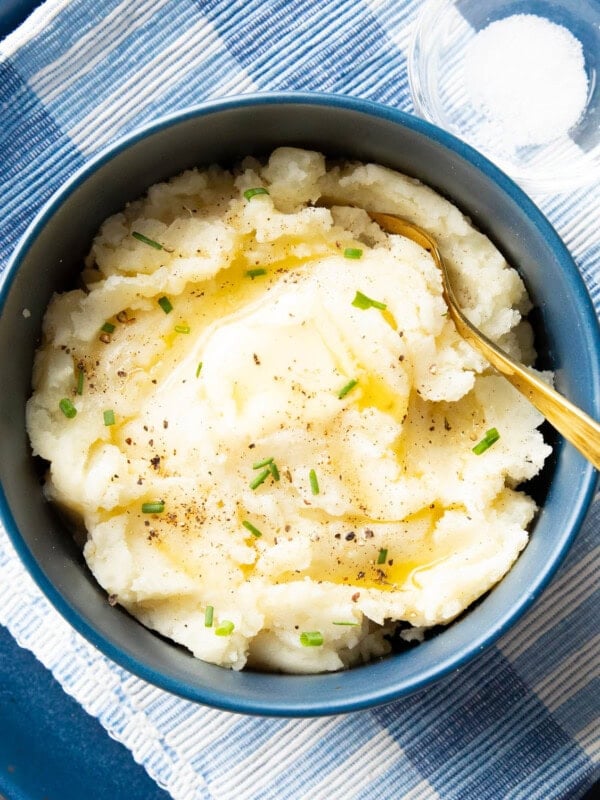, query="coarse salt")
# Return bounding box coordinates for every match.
[465,14,588,148]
